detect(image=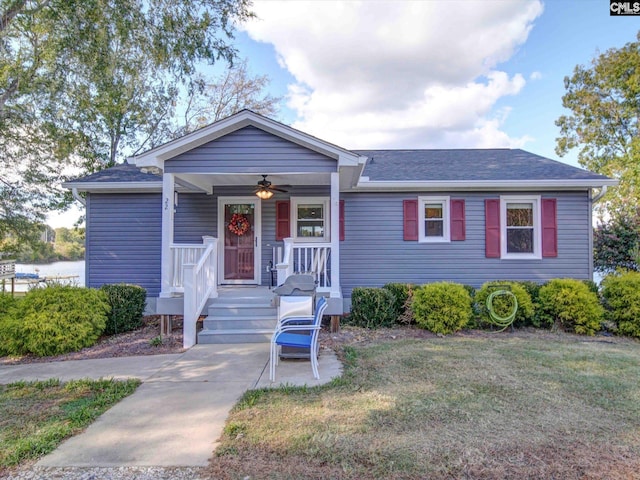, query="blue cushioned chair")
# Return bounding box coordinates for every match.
[270,296,328,382]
